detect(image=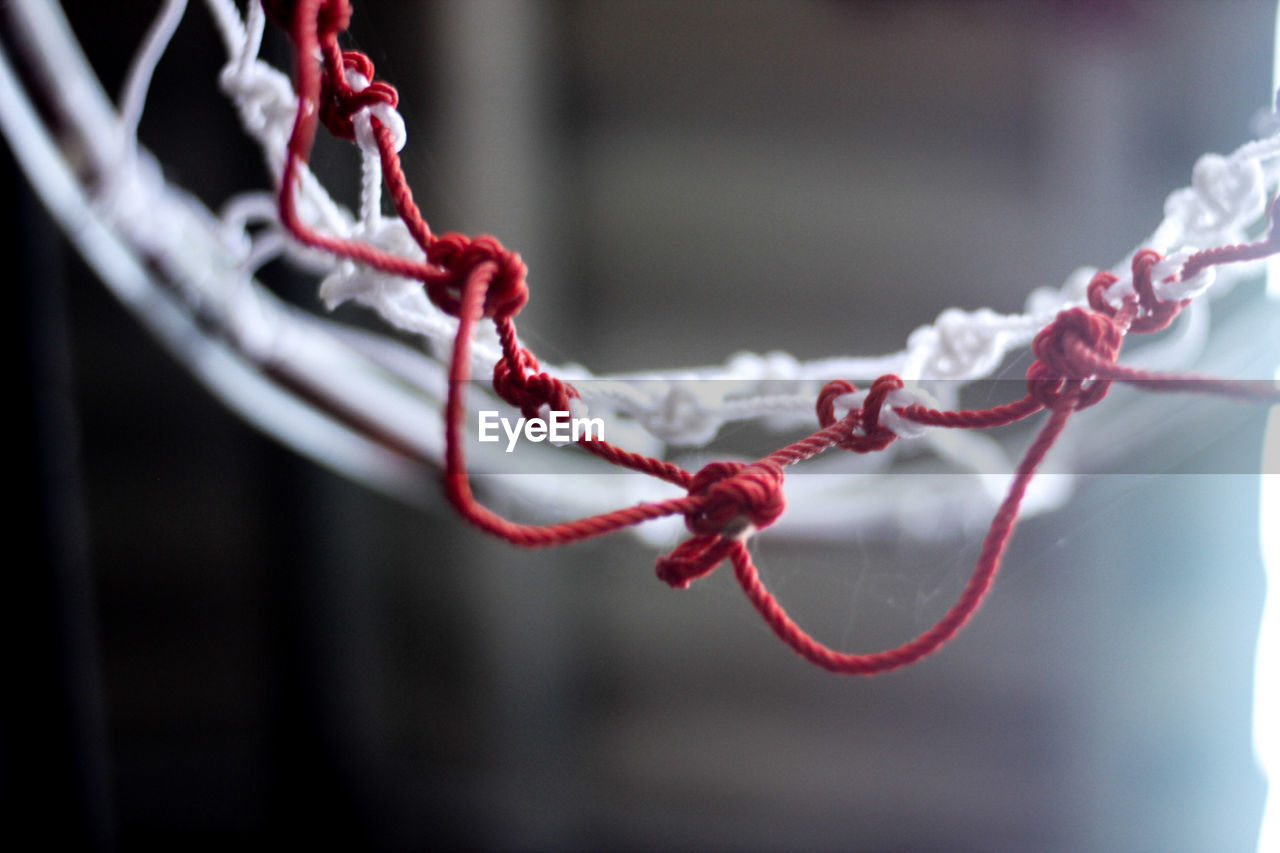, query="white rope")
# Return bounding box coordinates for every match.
[198,1,1280,448]
[117,0,188,160]
[6,0,1276,543]
[204,3,1280,440]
